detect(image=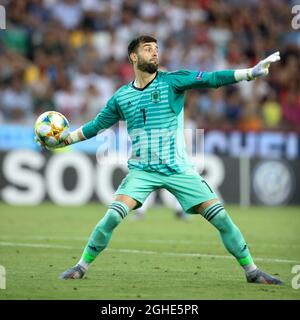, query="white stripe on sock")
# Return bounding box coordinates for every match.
[243,263,257,273]
[78,258,89,271]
